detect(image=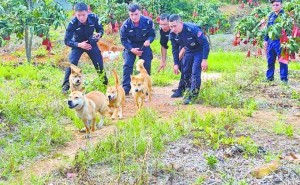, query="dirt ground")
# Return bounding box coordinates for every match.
[13,70,300,184]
